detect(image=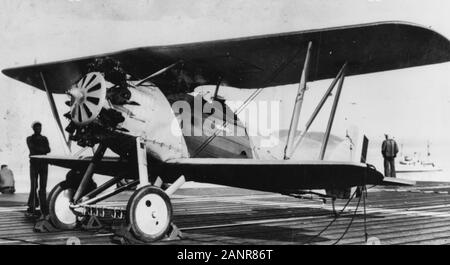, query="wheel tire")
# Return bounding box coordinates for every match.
[48,181,78,230]
[126,186,173,242]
